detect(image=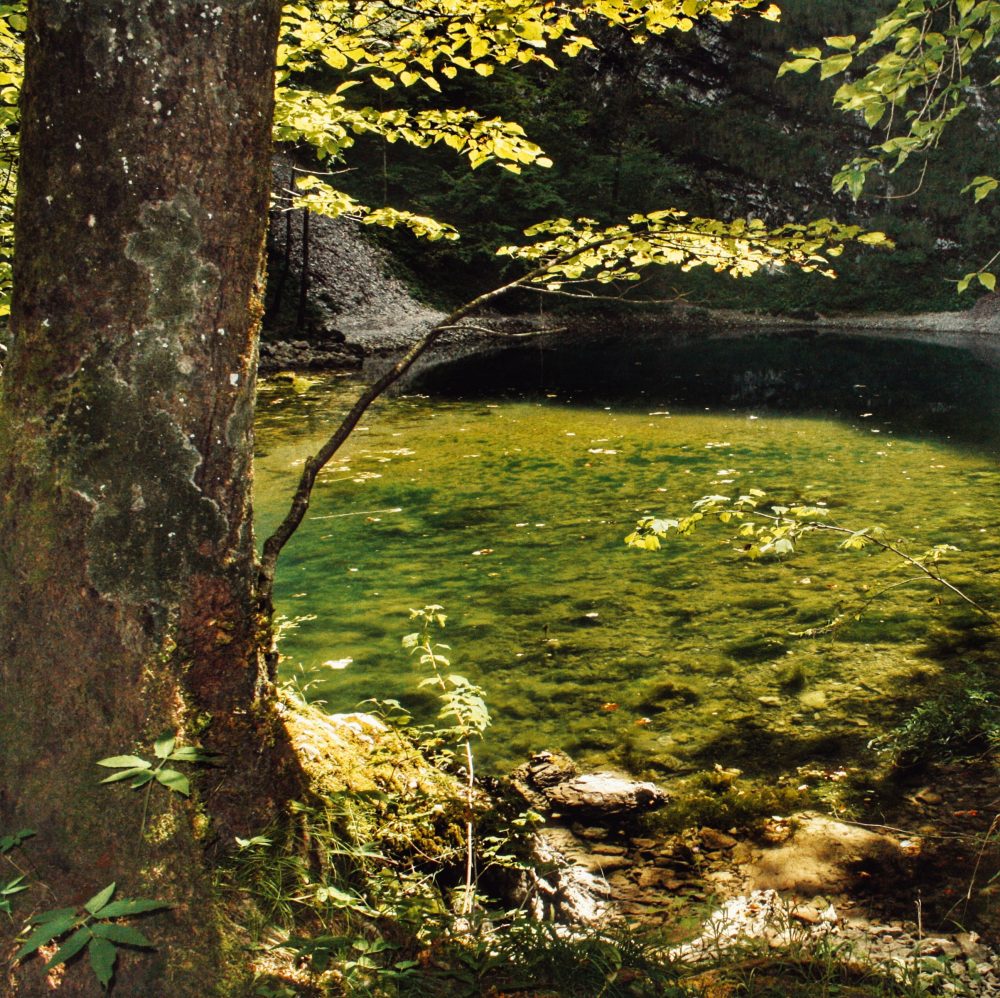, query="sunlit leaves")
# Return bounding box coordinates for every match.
[278,1,784,90]
[963,174,999,203]
[291,175,460,240]
[275,86,553,173]
[626,488,990,629]
[957,270,997,292]
[0,2,22,317]
[273,0,785,245]
[499,212,891,291]
[405,605,490,741]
